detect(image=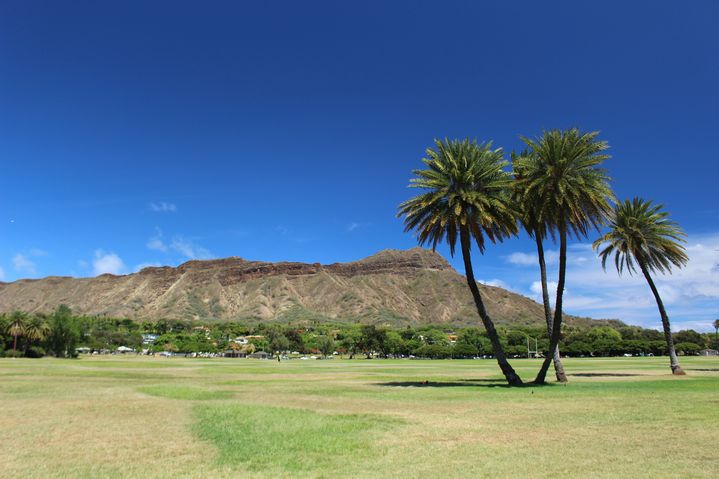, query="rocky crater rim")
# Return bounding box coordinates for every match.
[0,247,454,285]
